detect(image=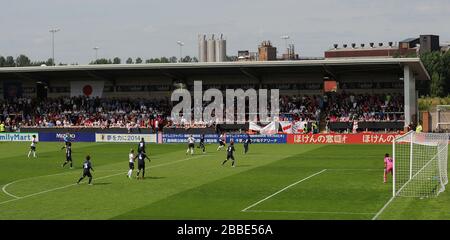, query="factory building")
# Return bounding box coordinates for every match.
[324,34,442,59]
